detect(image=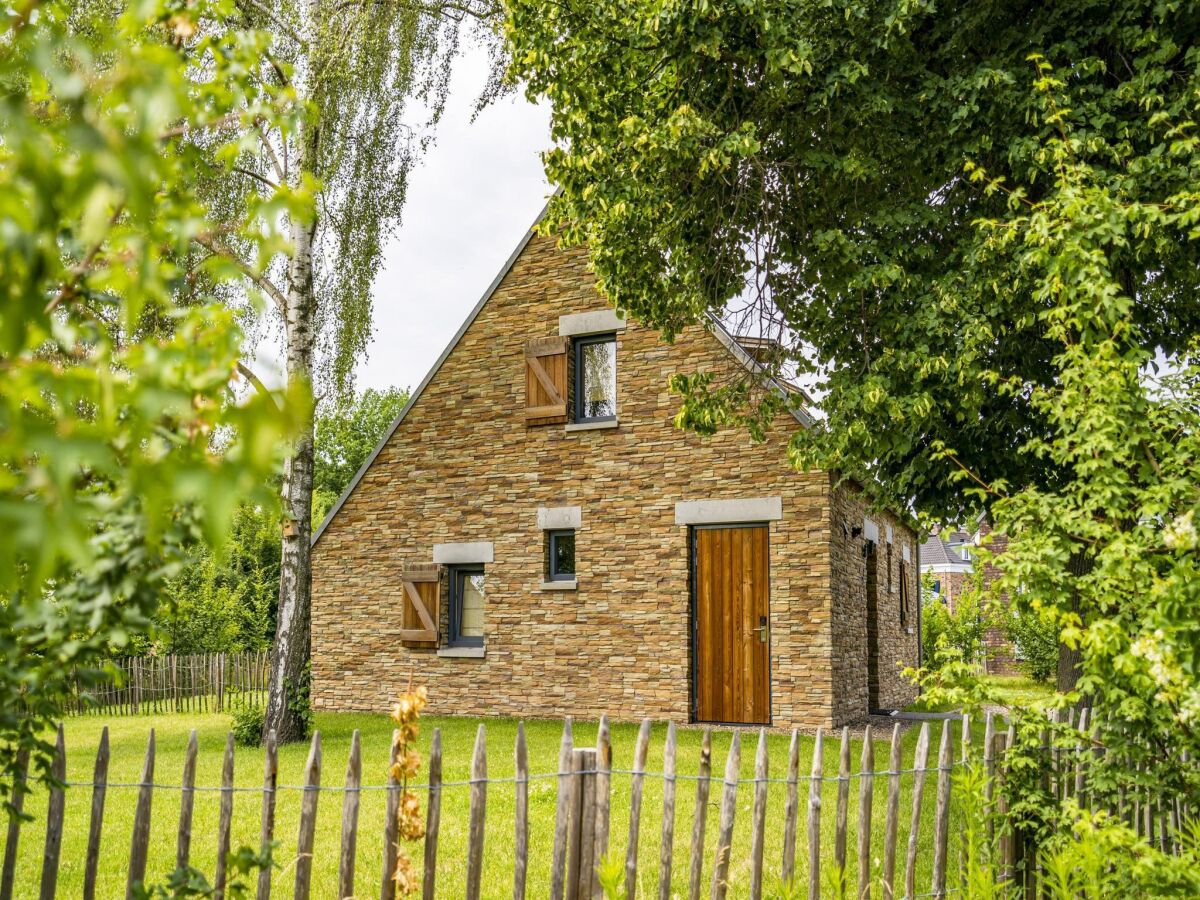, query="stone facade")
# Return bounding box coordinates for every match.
[310,231,919,729]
